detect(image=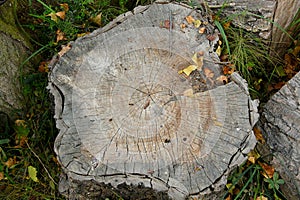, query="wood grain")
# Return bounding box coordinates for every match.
[48,2,258,199]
